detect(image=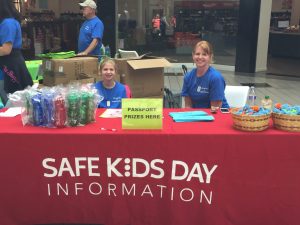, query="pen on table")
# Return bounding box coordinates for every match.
[100,127,117,132]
